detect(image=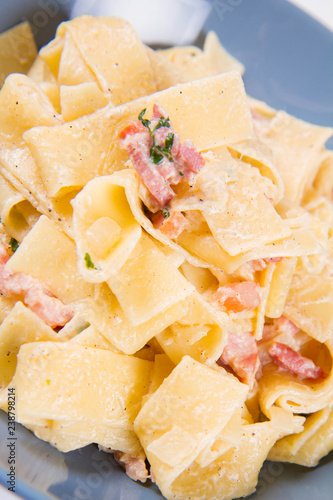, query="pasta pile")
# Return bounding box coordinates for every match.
[0,16,332,500]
